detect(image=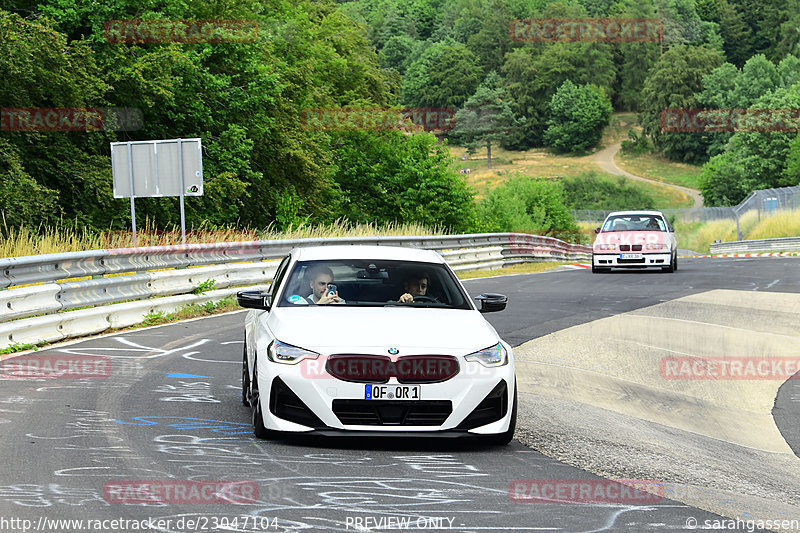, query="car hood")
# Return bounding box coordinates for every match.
[266,307,501,356]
